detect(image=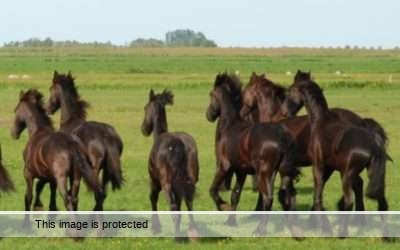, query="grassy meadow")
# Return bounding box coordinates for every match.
[0,47,399,249]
